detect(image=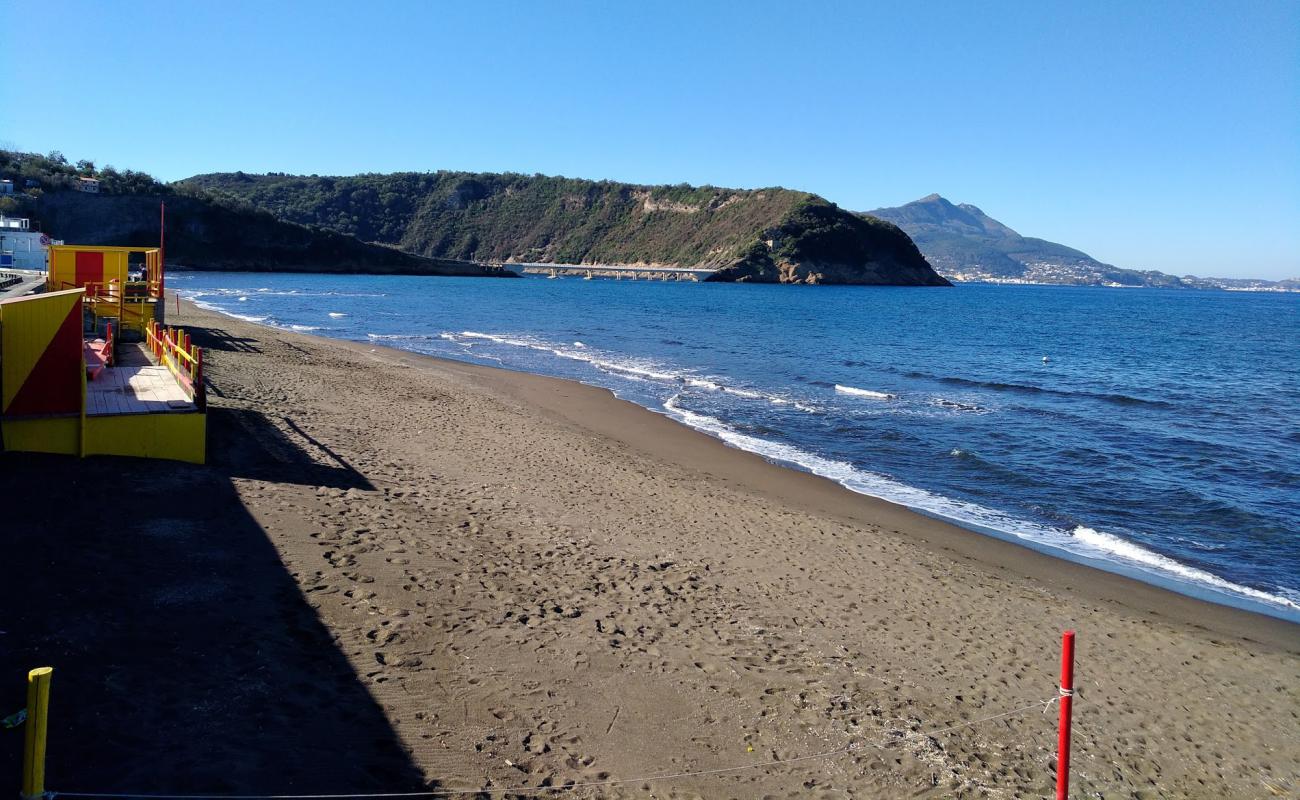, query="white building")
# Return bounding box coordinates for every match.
[0,216,53,270]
